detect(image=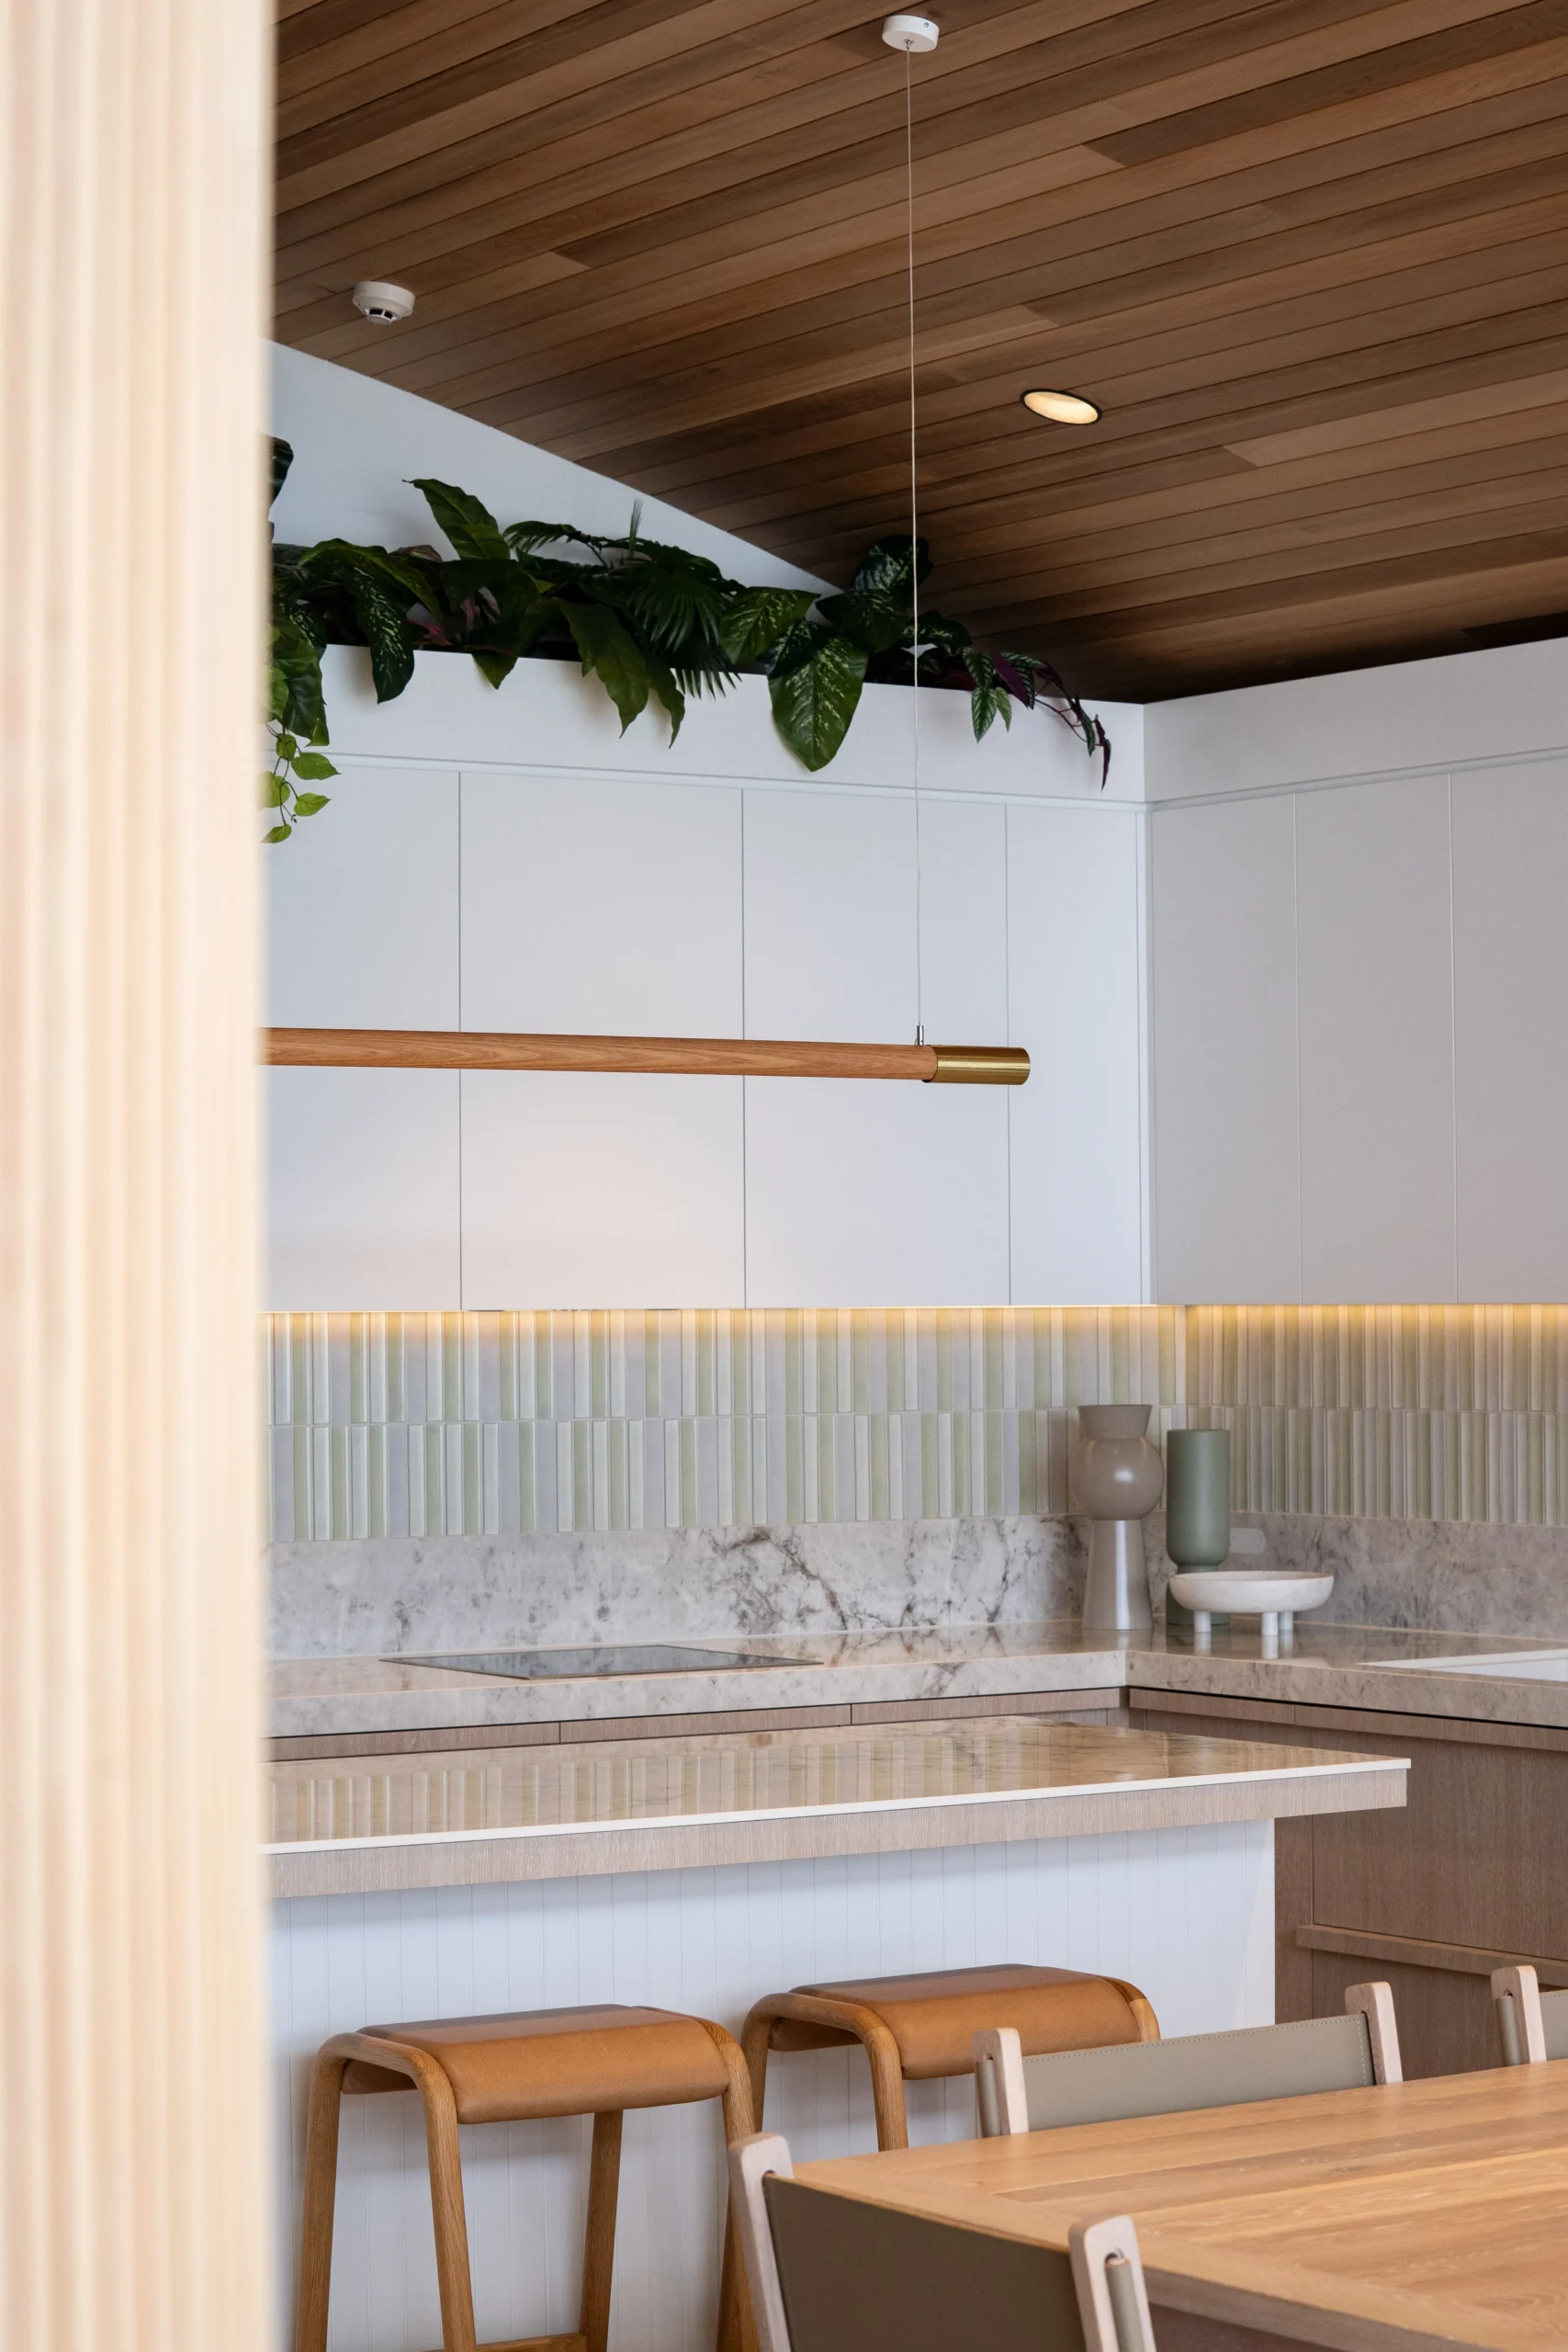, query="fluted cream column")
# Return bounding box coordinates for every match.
[0,1,270,2349]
